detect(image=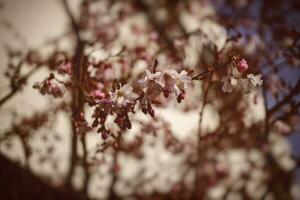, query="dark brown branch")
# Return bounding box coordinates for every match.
[61,0,81,41]
[136,0,178,54]
[191,68,212,80]
[65,42,85,190]
[62,0,86,189]
[0,65,42,108]
[267,79,300,116]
